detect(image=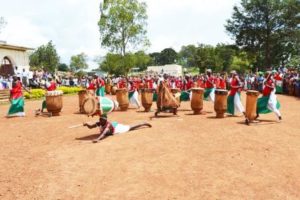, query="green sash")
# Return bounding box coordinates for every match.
[227,95,235,115]
[204,88,214,100]
[153,92,158,102]
[180,91,190,101]
[8,97,24,115]
[257,96,280,114]
[128,91,135,99]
